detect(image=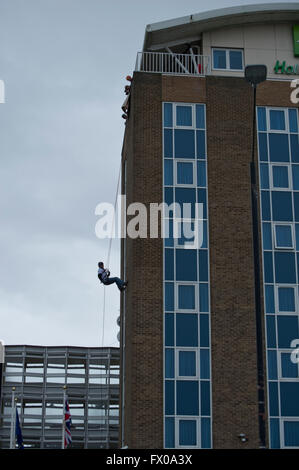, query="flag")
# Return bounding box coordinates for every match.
[15,408,24,449]
[64,399,72,448]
